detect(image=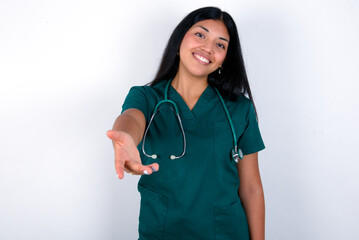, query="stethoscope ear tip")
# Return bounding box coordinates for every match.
[170,155,176,160]
[151,154,158,159]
